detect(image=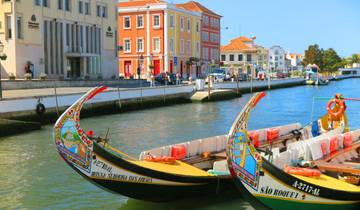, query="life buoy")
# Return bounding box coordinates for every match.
[144,155,176,164]
[326,99,345,118]
[284,165,321,177]
[36,103,46,115]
